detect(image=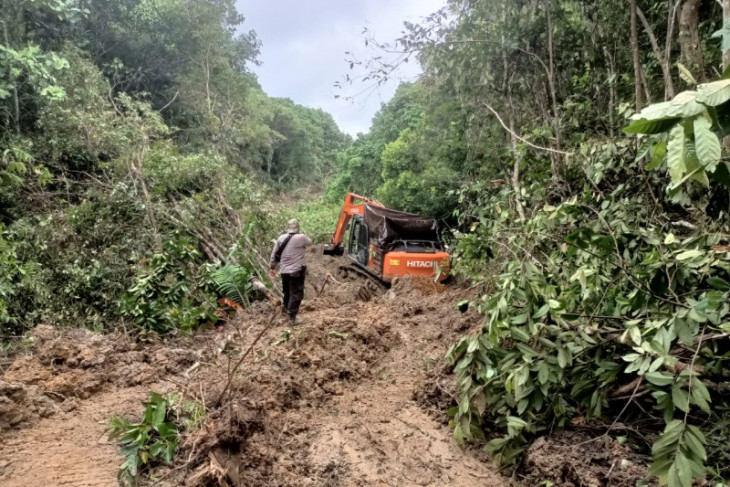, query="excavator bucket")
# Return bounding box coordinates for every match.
[323,244,344,256]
